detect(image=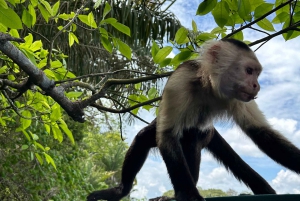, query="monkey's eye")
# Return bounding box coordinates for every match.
[246,67,253,75]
